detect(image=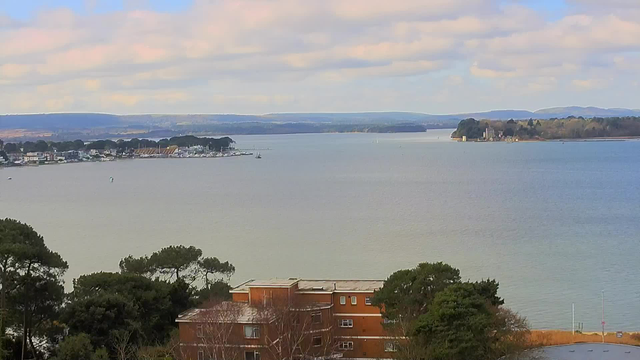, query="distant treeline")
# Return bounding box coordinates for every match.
[452,116,640,140]
[177,122,428,135]
[0,135,235,153]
